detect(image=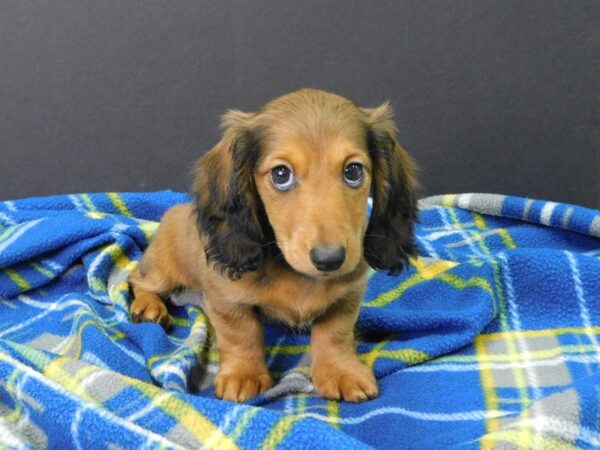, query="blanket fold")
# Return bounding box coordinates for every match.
[0,191,598,449]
